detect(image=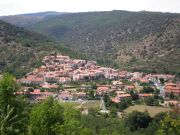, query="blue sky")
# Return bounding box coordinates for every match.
[0,0,179,16]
